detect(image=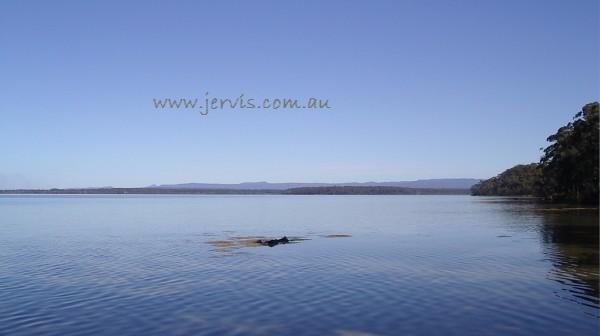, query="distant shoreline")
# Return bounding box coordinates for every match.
[0,186,470,196]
